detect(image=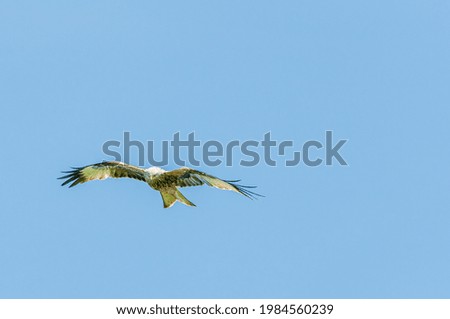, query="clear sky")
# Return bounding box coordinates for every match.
[1,1,449,298]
